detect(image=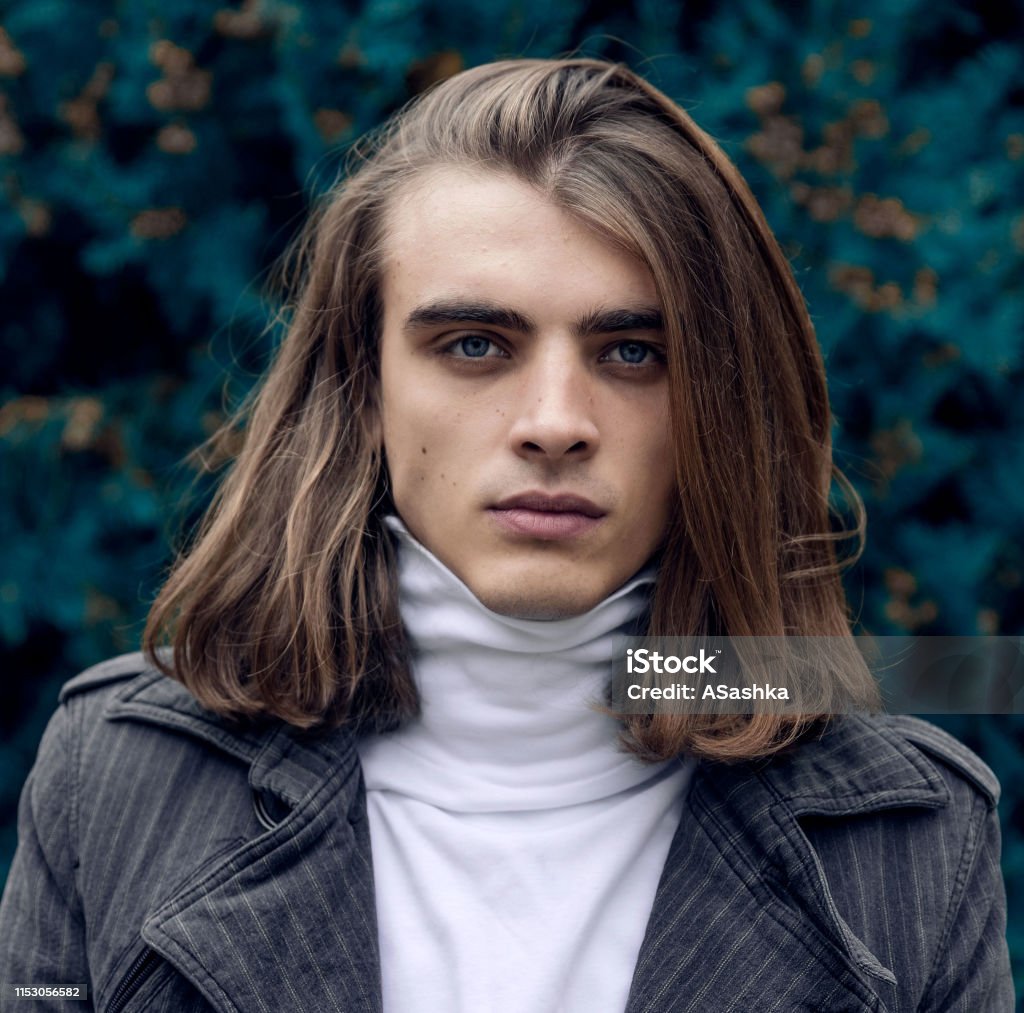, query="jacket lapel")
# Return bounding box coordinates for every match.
[625,715,950,1013]
[109,677,952,1013]
[106,677,383,1013]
